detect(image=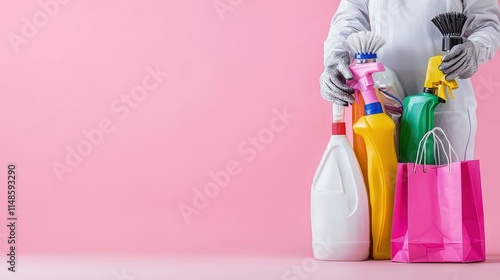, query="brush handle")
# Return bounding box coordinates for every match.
[442,35,463,52]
